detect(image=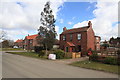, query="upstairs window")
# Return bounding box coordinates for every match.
[30,40,32,44]
[96,37,99,40]
[25,40,26,43]
[63,35,66,41]
[77,34,81,40]
[70,34,72,41]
